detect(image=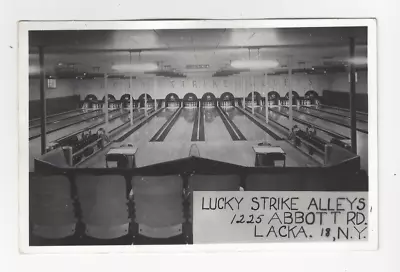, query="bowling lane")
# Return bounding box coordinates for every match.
[298,106,368,131]
[29,110,107,138]
[79,108,177,168]
[274,106,368,171]
[29,109,91,128]
[163,108,197,142]
[29,109,134,171]
[314,105,368,121]
[203,107,233,143]
[223,107,276,142]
